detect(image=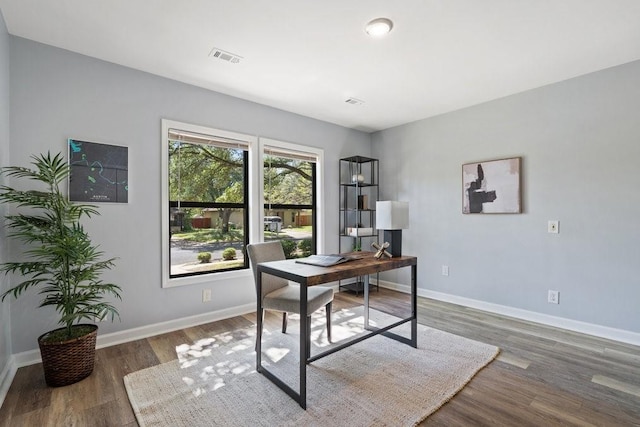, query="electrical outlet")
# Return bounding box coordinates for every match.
[548,290,559,304]
[548,220,559,234]
[202,289,212,302]
[442,265,449,276]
